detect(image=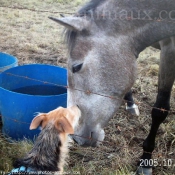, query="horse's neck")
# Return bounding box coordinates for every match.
[132,21,175,55]
[98,0,175,56]
[123,0,175,54]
